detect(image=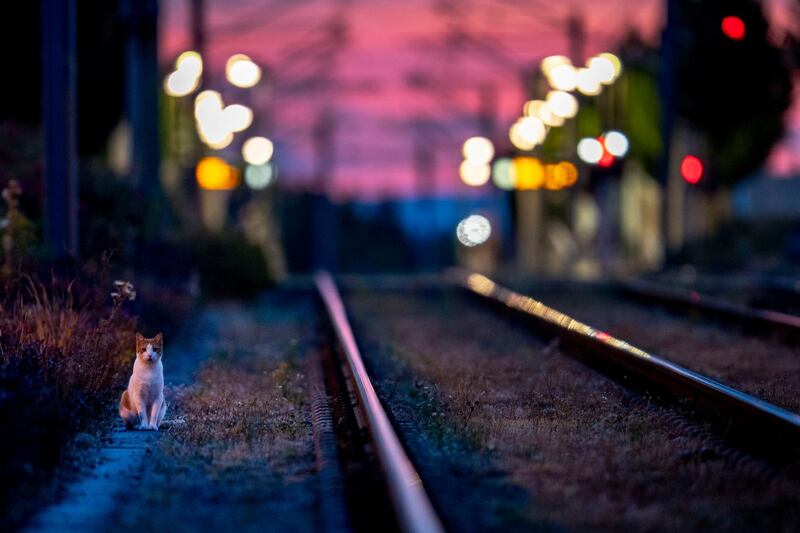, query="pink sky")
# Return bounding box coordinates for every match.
[160,0,798,199]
